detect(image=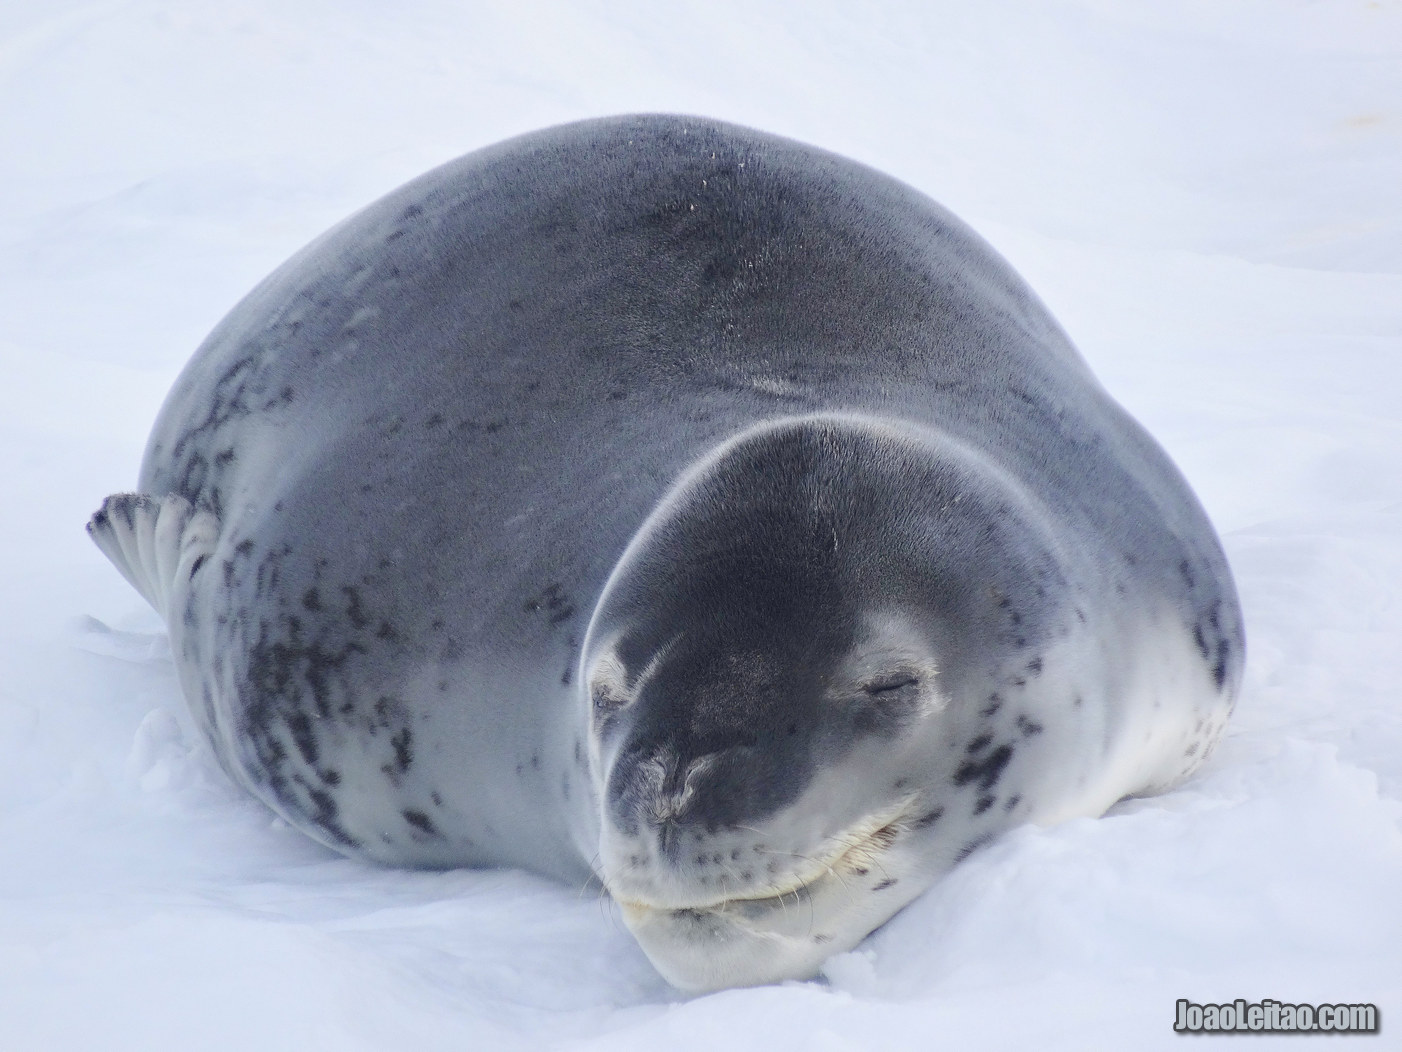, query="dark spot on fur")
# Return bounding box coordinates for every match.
[814,934,832,944]
[302,588,322,611]
[391,727,413,772]
[343,587,370,630]
[980,694,1003,716]
[1004,794,1021,812]
[1193,623,1209,660]
[431,791,443,807]
[873,878,897,891]
[188,555,207,579]
[1015,714,1044,736]
[305,786,360,849]
[525,583,575,626]
[1179,559,1196,588]
[955,835,992,863]
[402,809,440,836]
[1212,642,1230,690]
[914,806,944,828]
[973,794,995,815]
[1026,657,1043,676]
[954,744,1014,791]
[965,734,992,754]
[286,711,318,764]
[370,697,394,728]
